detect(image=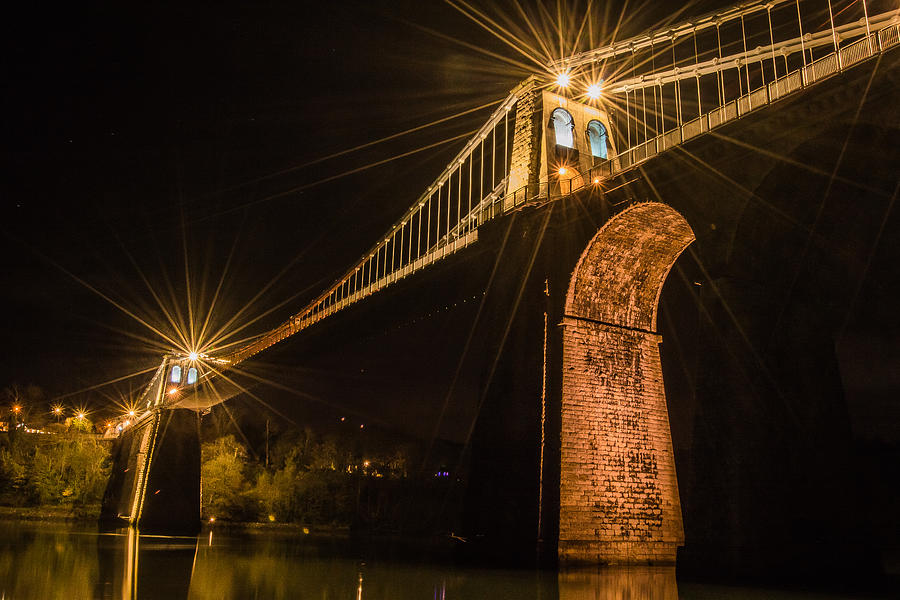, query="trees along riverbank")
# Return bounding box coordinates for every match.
[201,432,463,533]
[0,431,110,518]
[0,424,462,533]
